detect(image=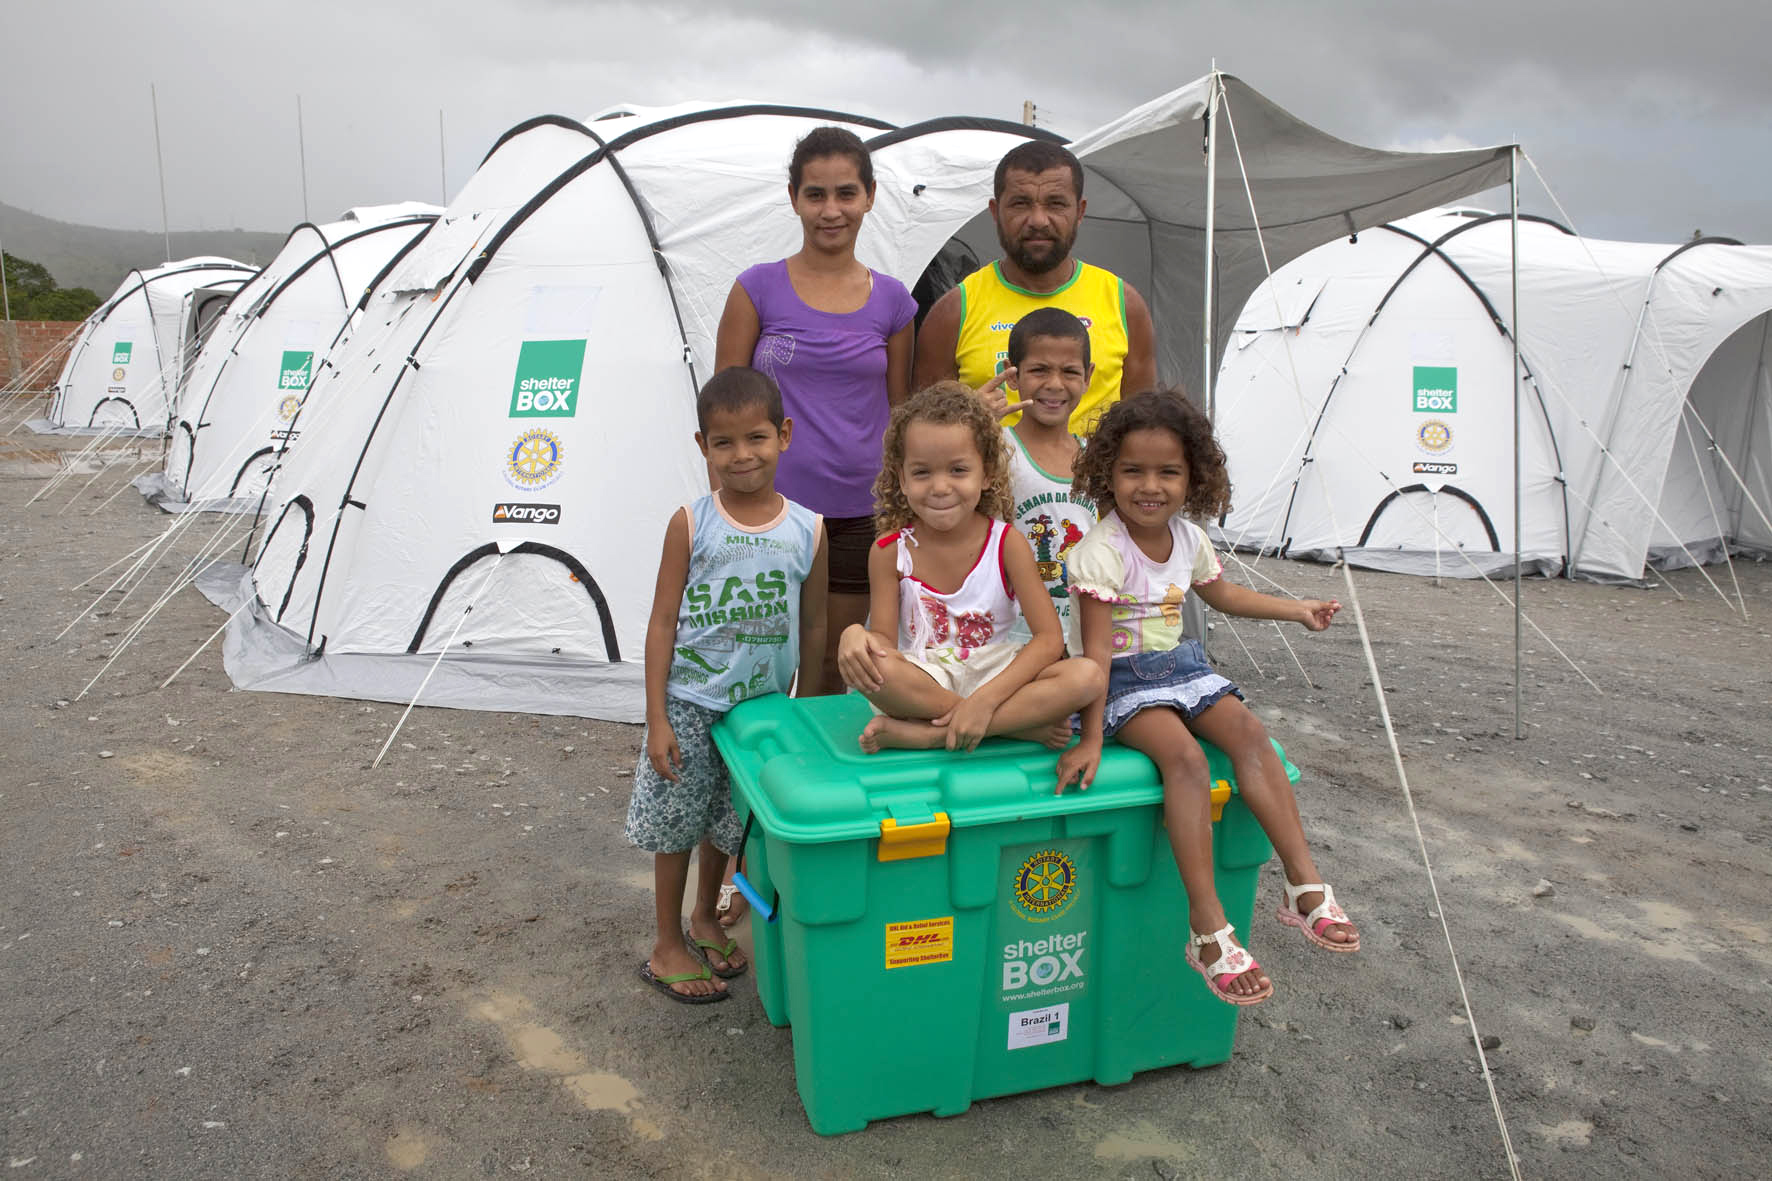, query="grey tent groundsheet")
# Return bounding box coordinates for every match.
[198,565,645,723]
[25,418,163,437]
[133,471,265,515]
